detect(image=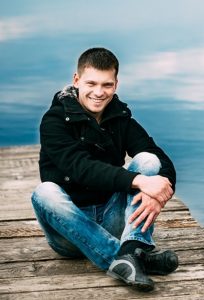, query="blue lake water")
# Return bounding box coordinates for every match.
[0,0,204,225]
